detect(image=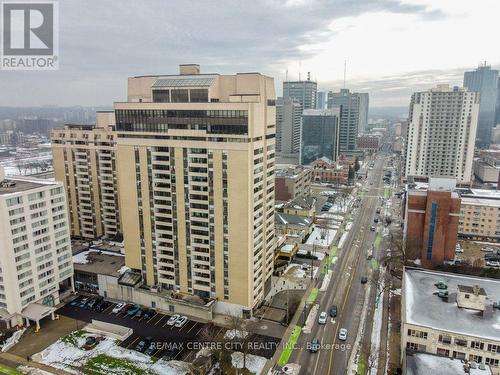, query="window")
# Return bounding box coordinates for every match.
[407,329,428,339]
[486,358,499,367]
[189,89,208,103]
[436,348,449,357]
[471,341,484,350]
[455,338,467,347]
[487,344,500,353]
[170,89,189,103]
[452,351,466,360]
[6,196,22,207]
[438,335,452,344]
